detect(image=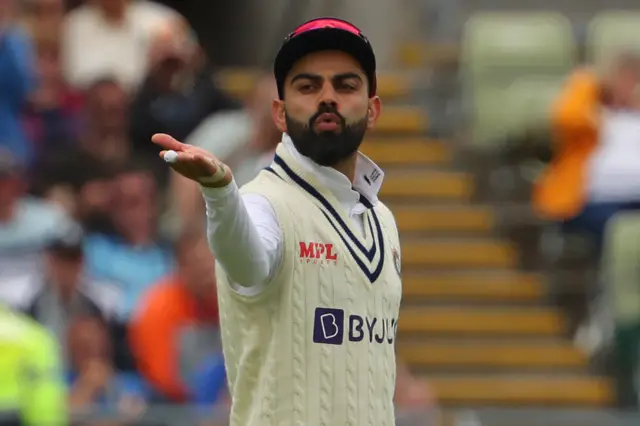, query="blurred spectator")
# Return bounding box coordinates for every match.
[67,315,150,416]
[0,149,72,298]
[534,52,640,248]
[23,38,84,157]
[0,304,68,426]
[17,222,122,360]
[163,75,279,236]
[78,77,131,166]
[30,77,129,229]
[129,227,225,409]
[83,162,173,322]
[0,0,36,164]
[61,0,180,91]
[395,362,437,409]
[129,17,240,187]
